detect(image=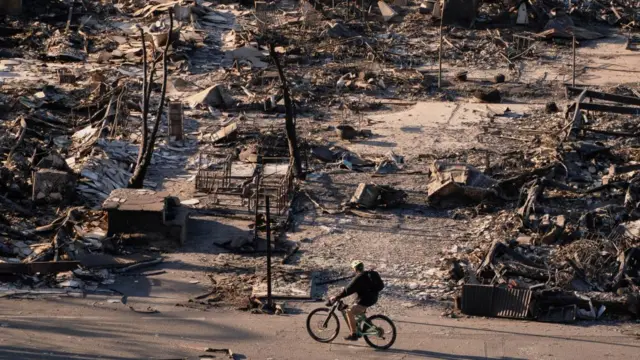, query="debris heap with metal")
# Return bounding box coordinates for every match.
[425,87,640,322]
[0,0,638,320]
